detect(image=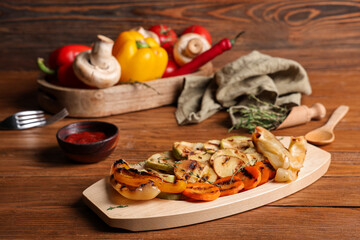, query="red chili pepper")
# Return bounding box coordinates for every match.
[37,45,91,88]
[166,31,245,78]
